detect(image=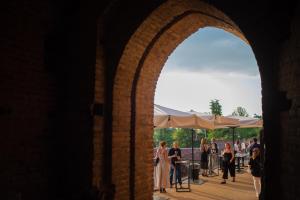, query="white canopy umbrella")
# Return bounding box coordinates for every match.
[188,110,239,129]
[154,104,214,129]
[187,110,263,156]
[211,115,263,149]
[221,115,263,128]
[153,105,171,128]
